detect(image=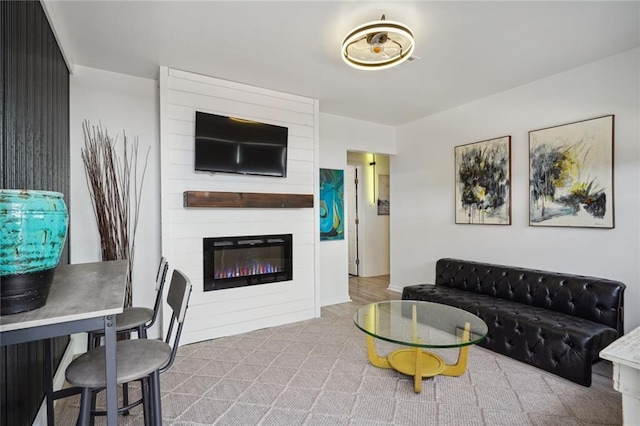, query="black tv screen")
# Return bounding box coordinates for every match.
[195,111,288,177]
